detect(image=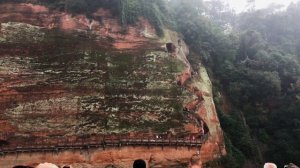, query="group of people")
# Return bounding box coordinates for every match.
[15,161,300,168]
[264,163,299,168]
